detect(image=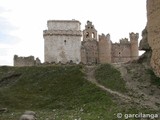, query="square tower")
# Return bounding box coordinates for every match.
[43,20,82,64]
[81,21,99,64]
